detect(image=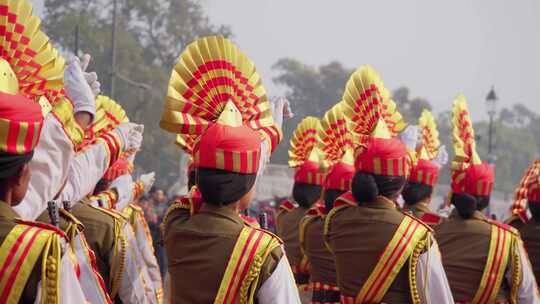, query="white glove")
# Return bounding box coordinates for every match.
[433,145,449,168]
[400,125,421,151]
[269,97,293,130]
[113,123,144,152]
[255,140,270,185]
[110,174,134,210]
[64,55,96,118]
[139,172,156,194]
[78,54,101,97]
